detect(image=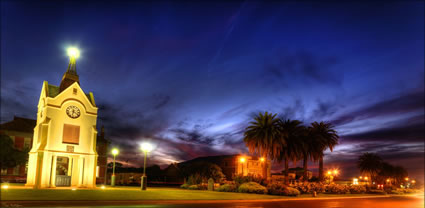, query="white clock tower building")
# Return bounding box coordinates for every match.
[26,48,99,188]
